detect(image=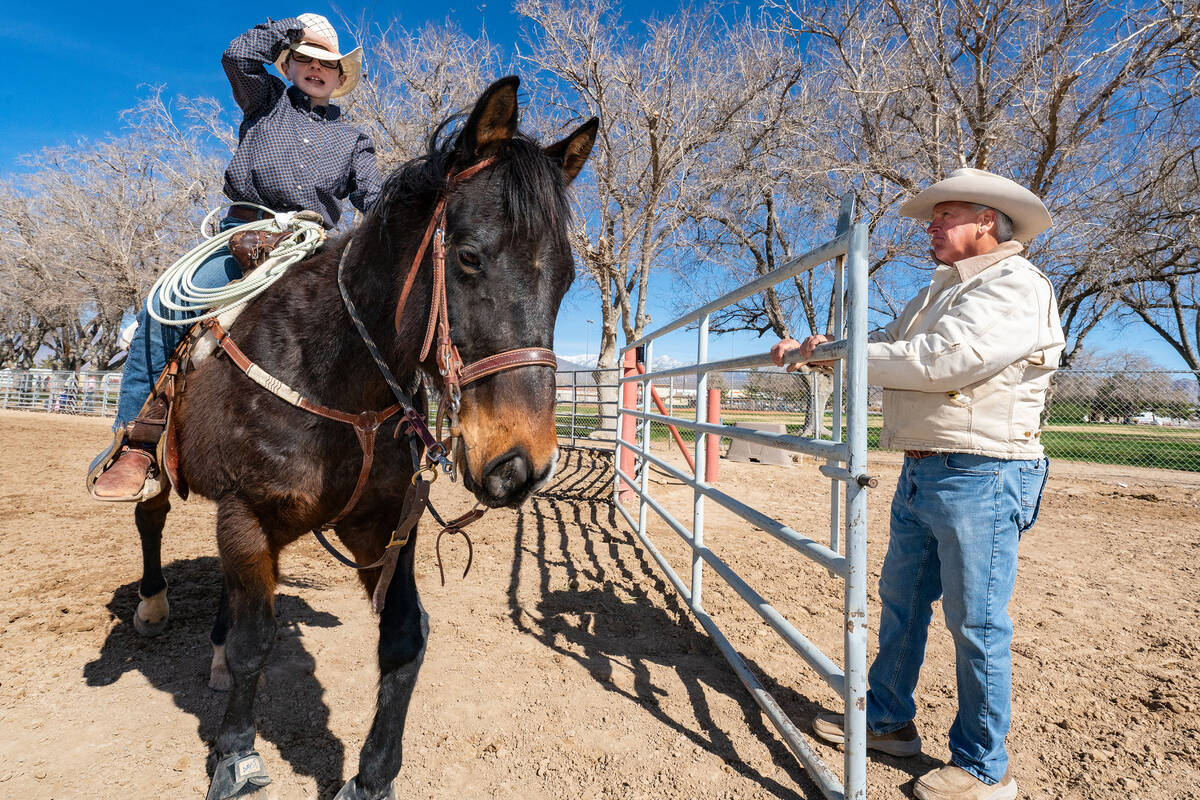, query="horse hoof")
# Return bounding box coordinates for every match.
[334,776,396,800]
[205,750,270,800]
[134,589,169,637]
